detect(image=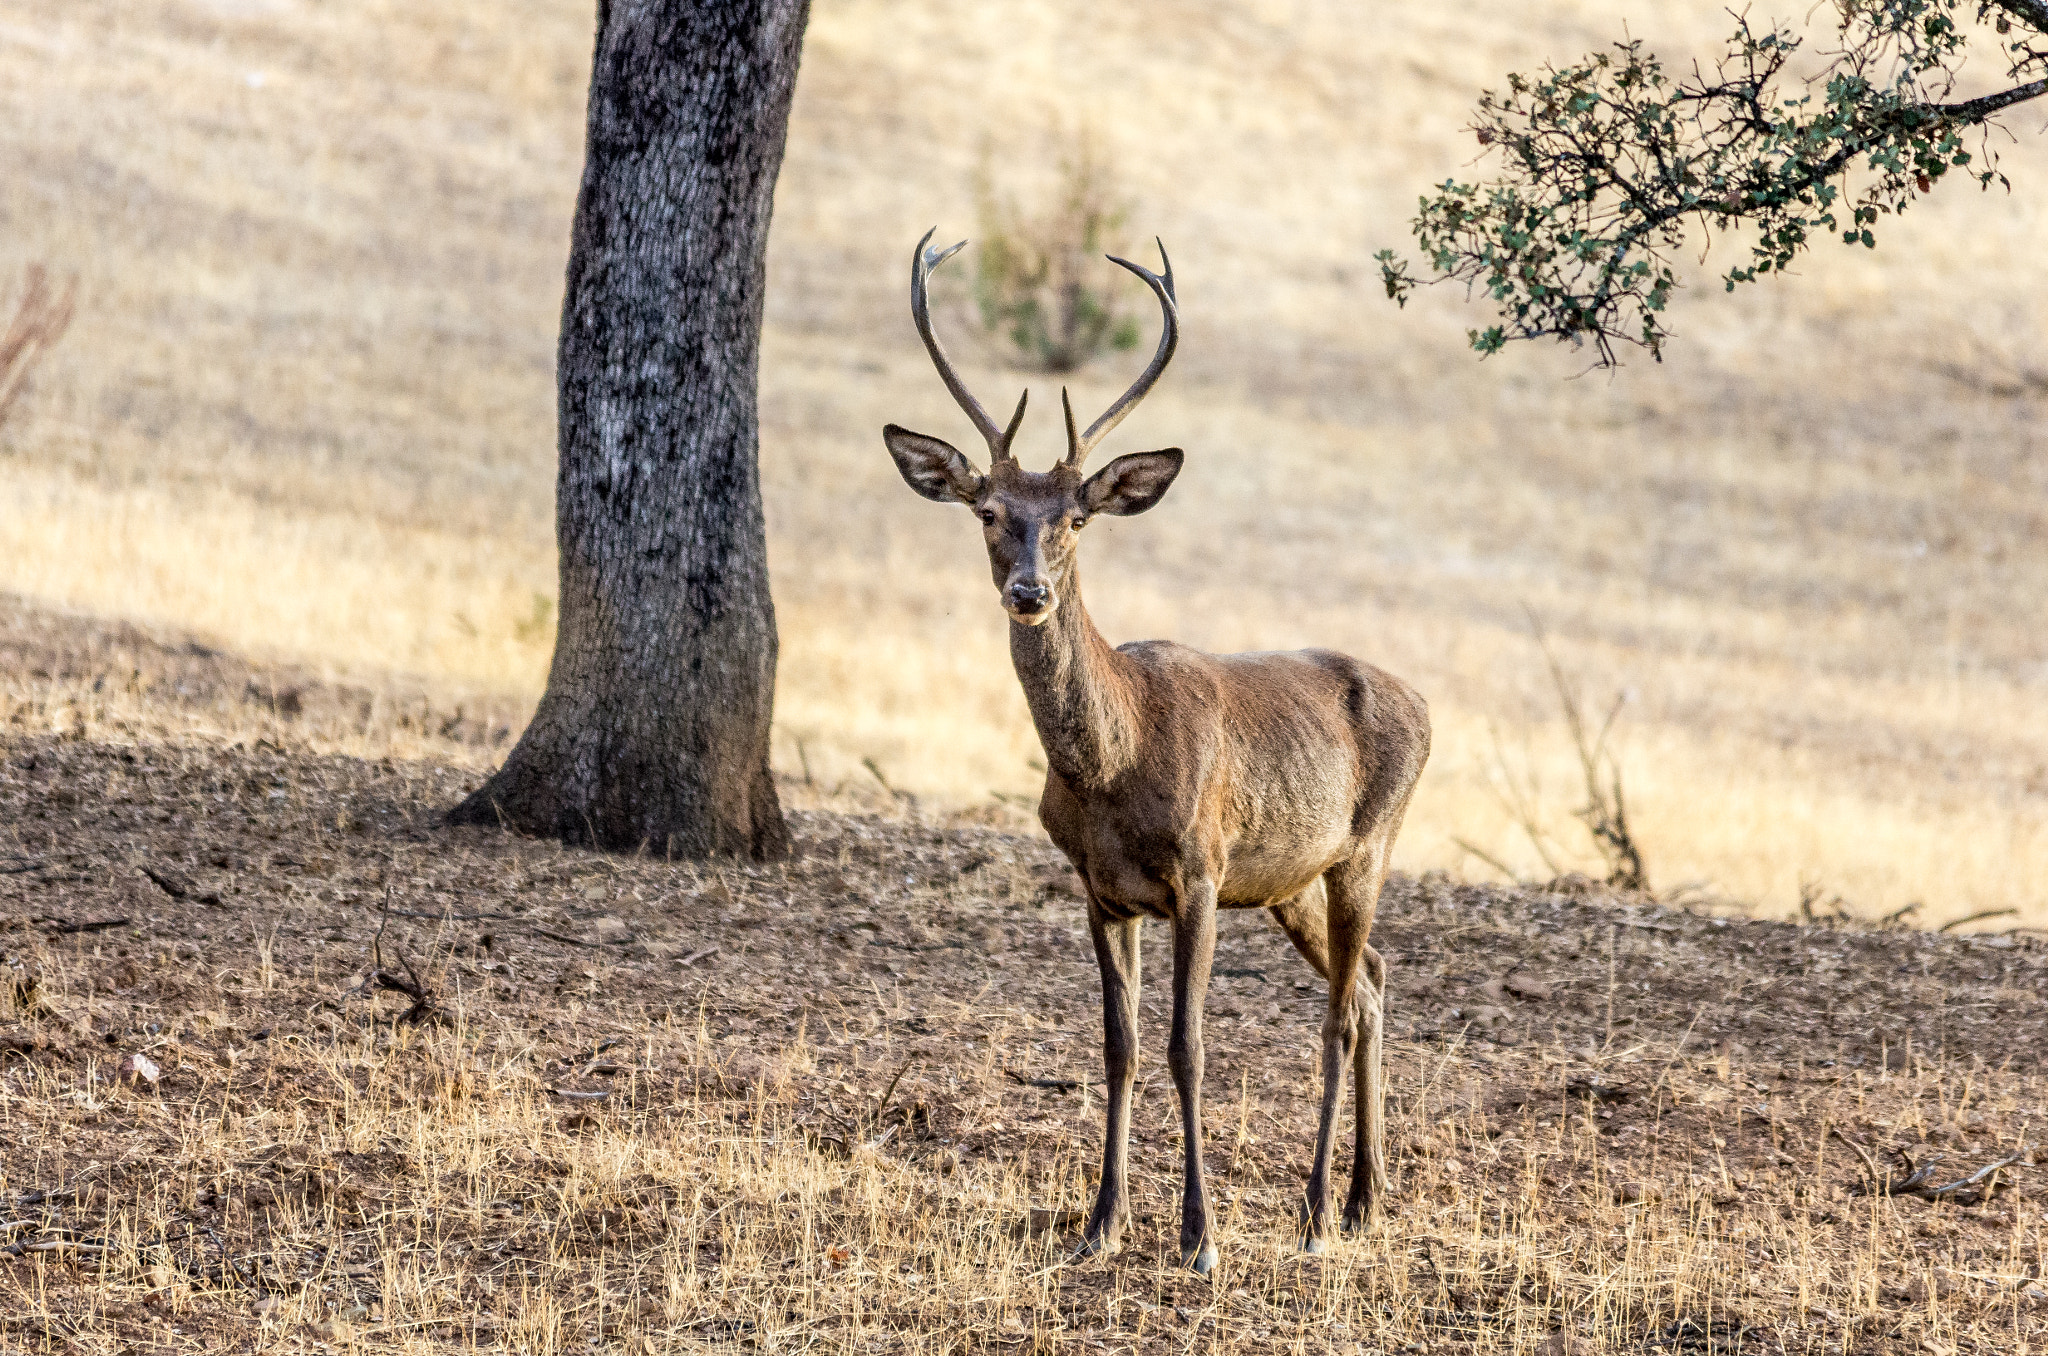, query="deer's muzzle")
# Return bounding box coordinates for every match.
[1006,578,1055,625]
